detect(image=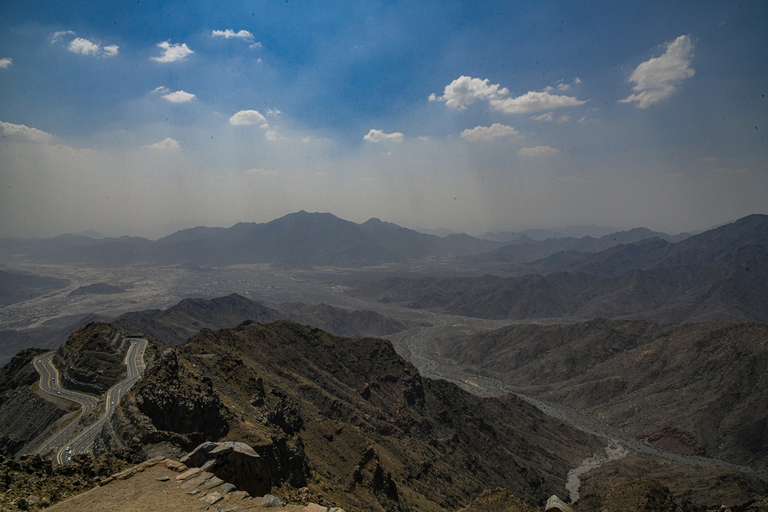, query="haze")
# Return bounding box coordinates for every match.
[1,2,766,239]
